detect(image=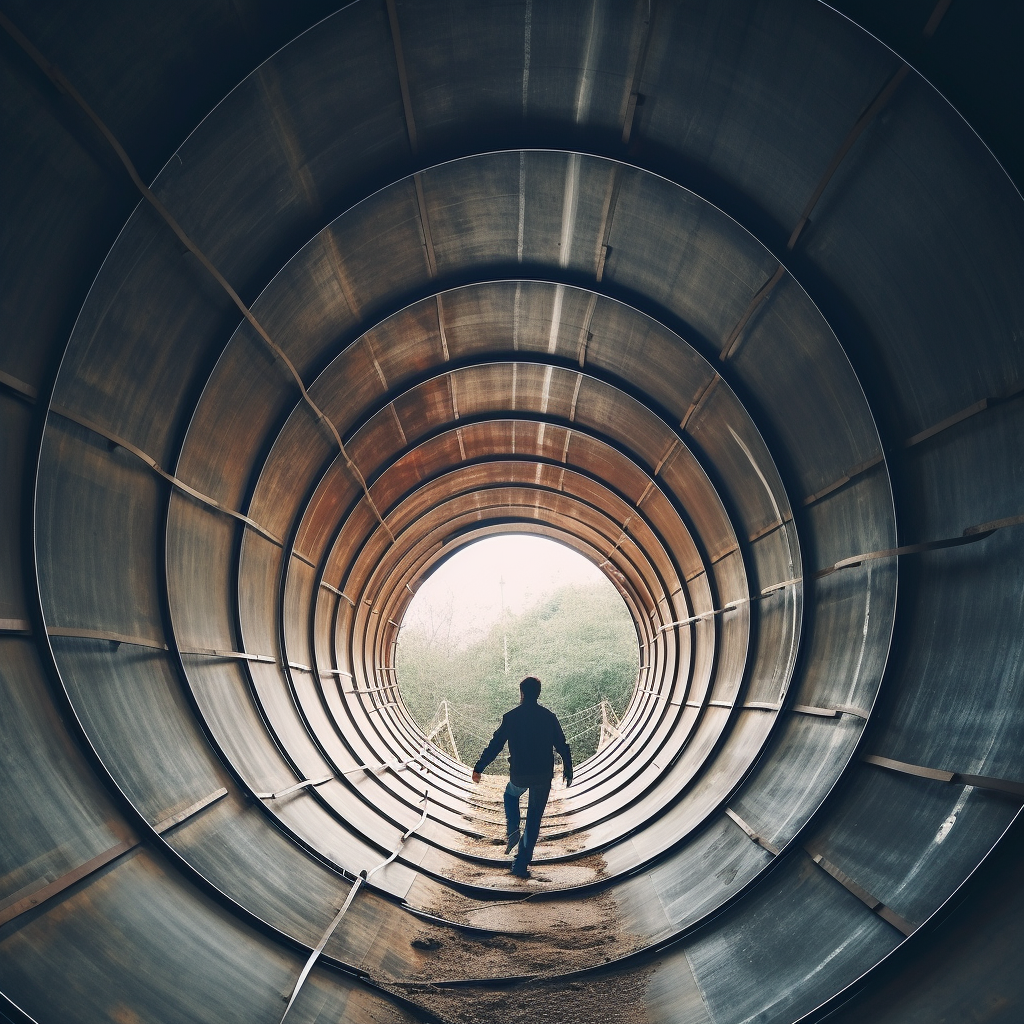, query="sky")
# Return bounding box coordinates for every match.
[401,534,611,644]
